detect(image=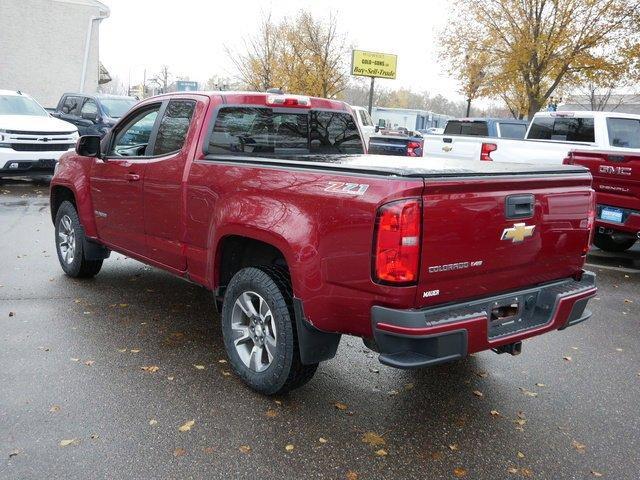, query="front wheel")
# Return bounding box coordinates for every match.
[221,267,318,395]
[593,231,636,253]
[54,201,103,278]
